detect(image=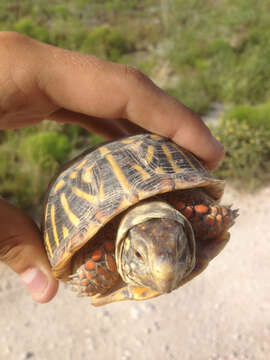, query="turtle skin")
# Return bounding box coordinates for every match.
[42,133,238,306]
